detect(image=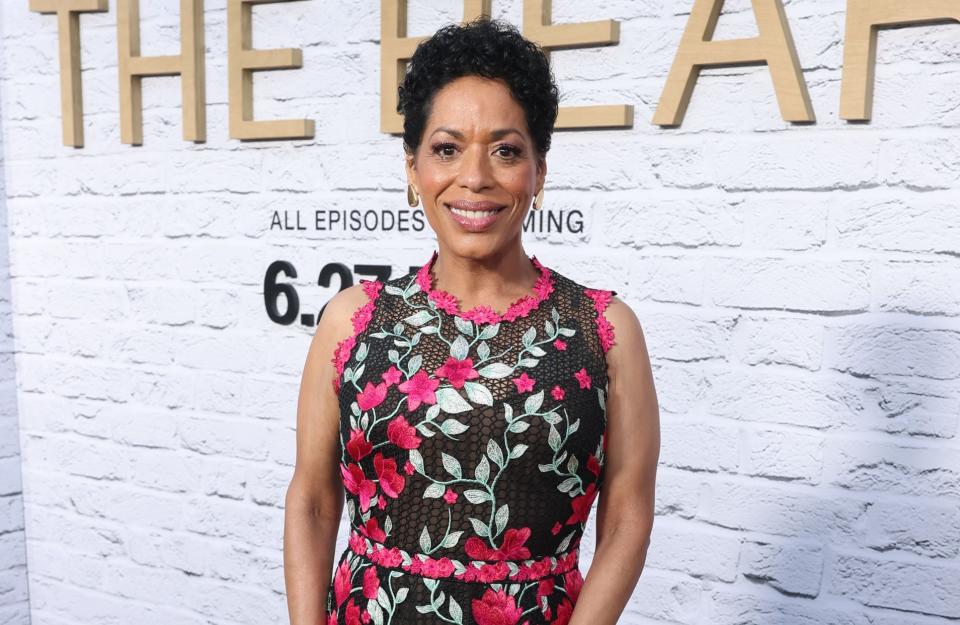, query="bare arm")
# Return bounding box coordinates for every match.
[569,297,661,625]
[284,285,369,625]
